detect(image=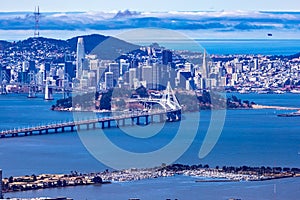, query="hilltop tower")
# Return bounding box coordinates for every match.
[34,6,40,37]
[76,37,85,80]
